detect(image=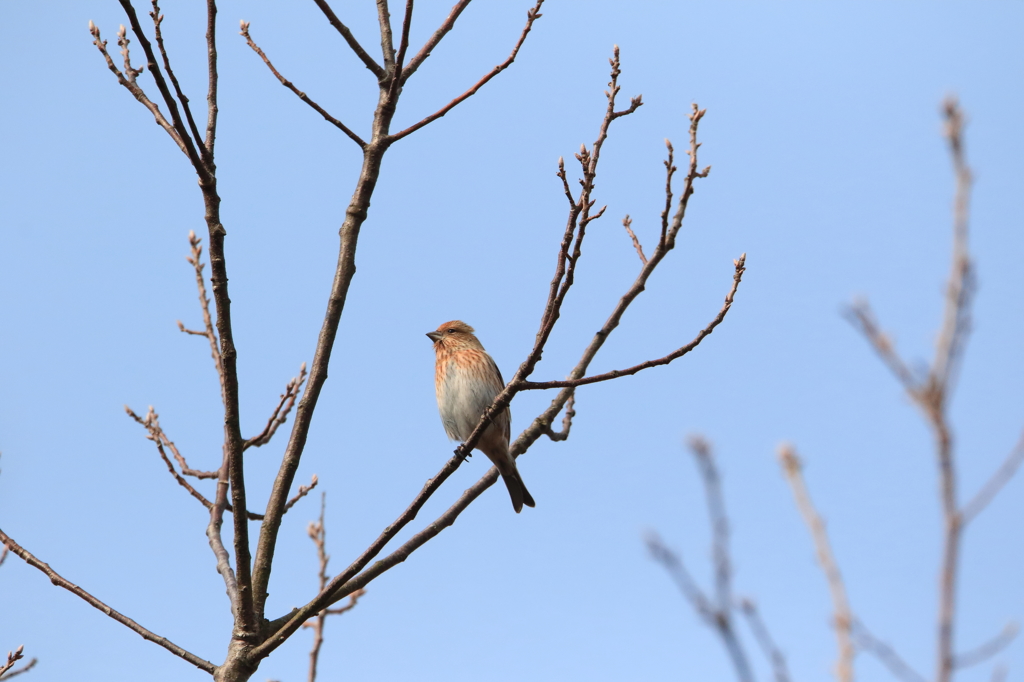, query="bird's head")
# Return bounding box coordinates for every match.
[426,320,483,351]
